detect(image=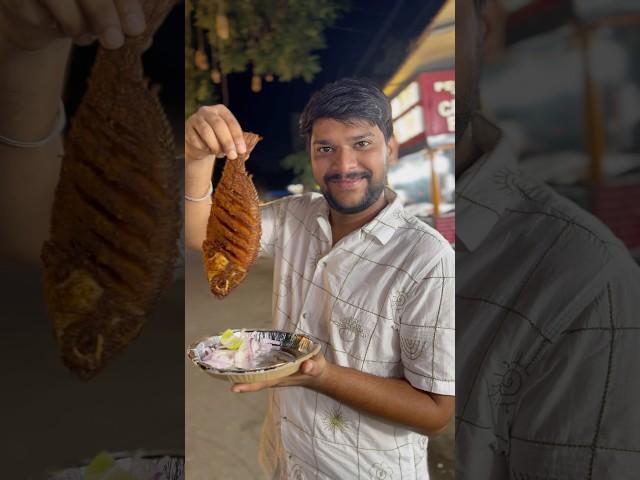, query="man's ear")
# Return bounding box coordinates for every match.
[387,135,398,164]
